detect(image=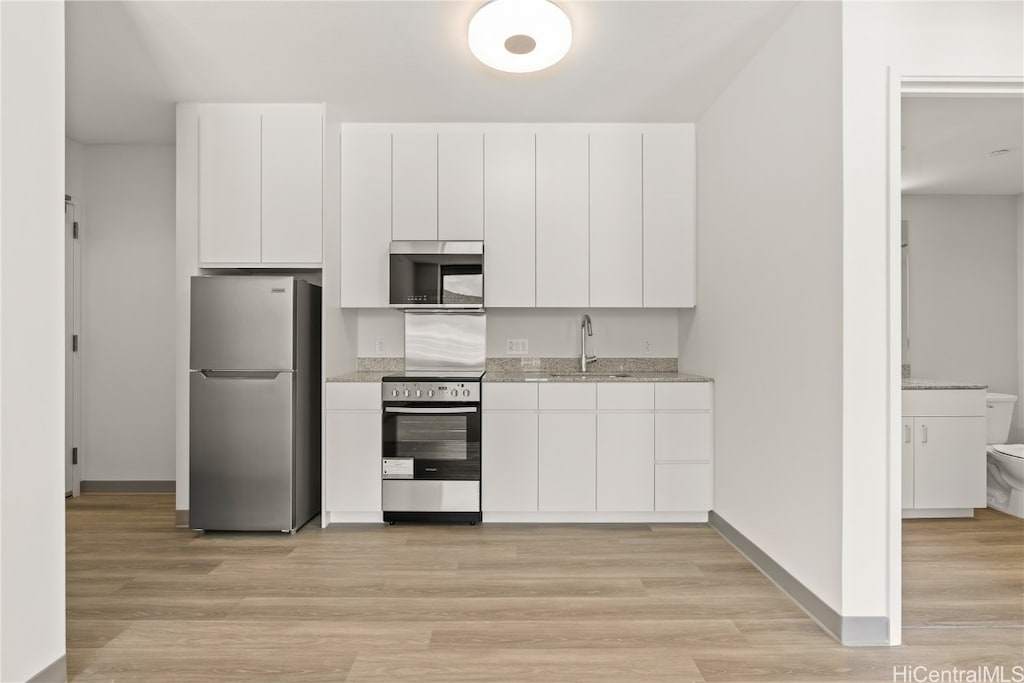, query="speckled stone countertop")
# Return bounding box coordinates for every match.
[326,357,714,383]
[327,358,401,383]
[483,358,712,383]
[903,378,988,390]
